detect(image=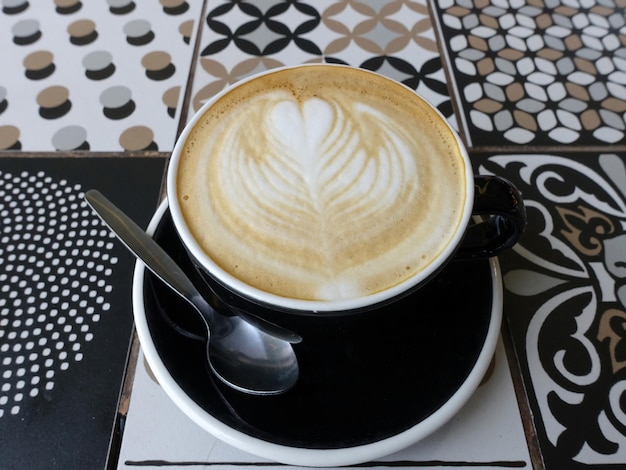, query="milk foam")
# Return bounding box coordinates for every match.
[177,66,466,301]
